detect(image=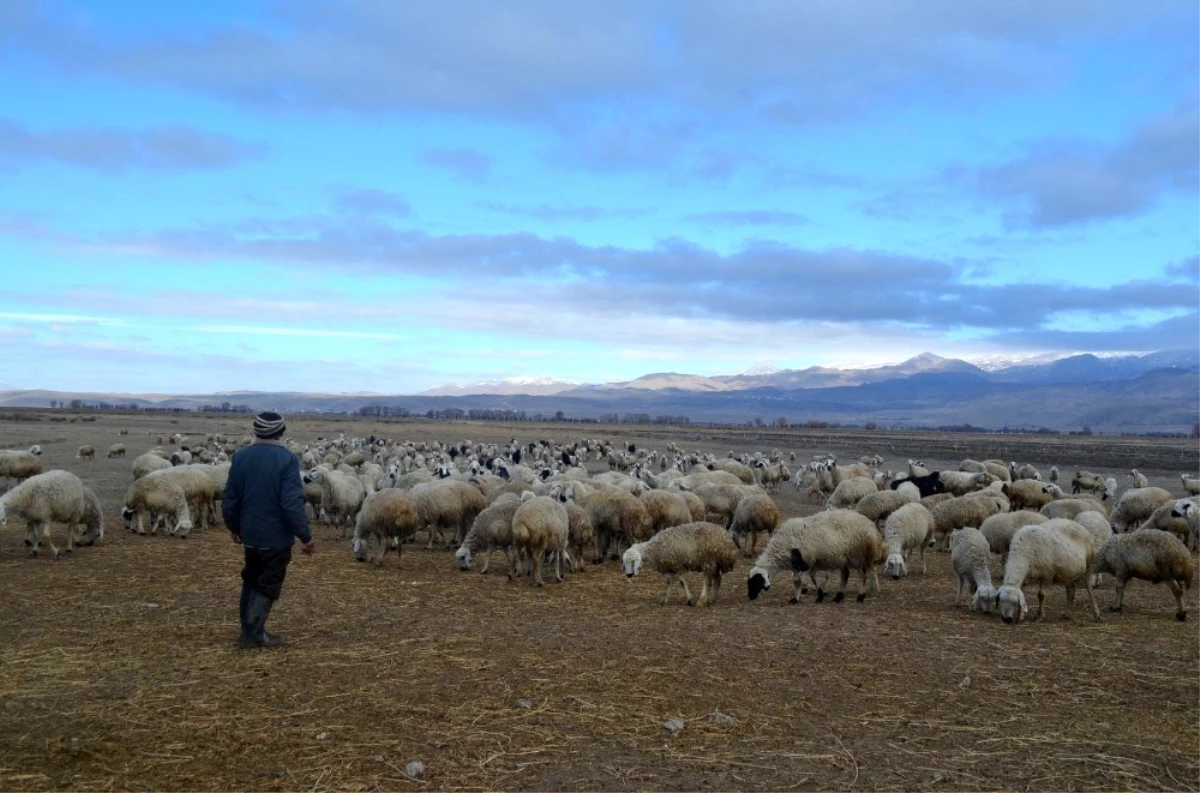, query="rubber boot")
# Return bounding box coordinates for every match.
[237,583,251,642]
[240,590,286,648]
